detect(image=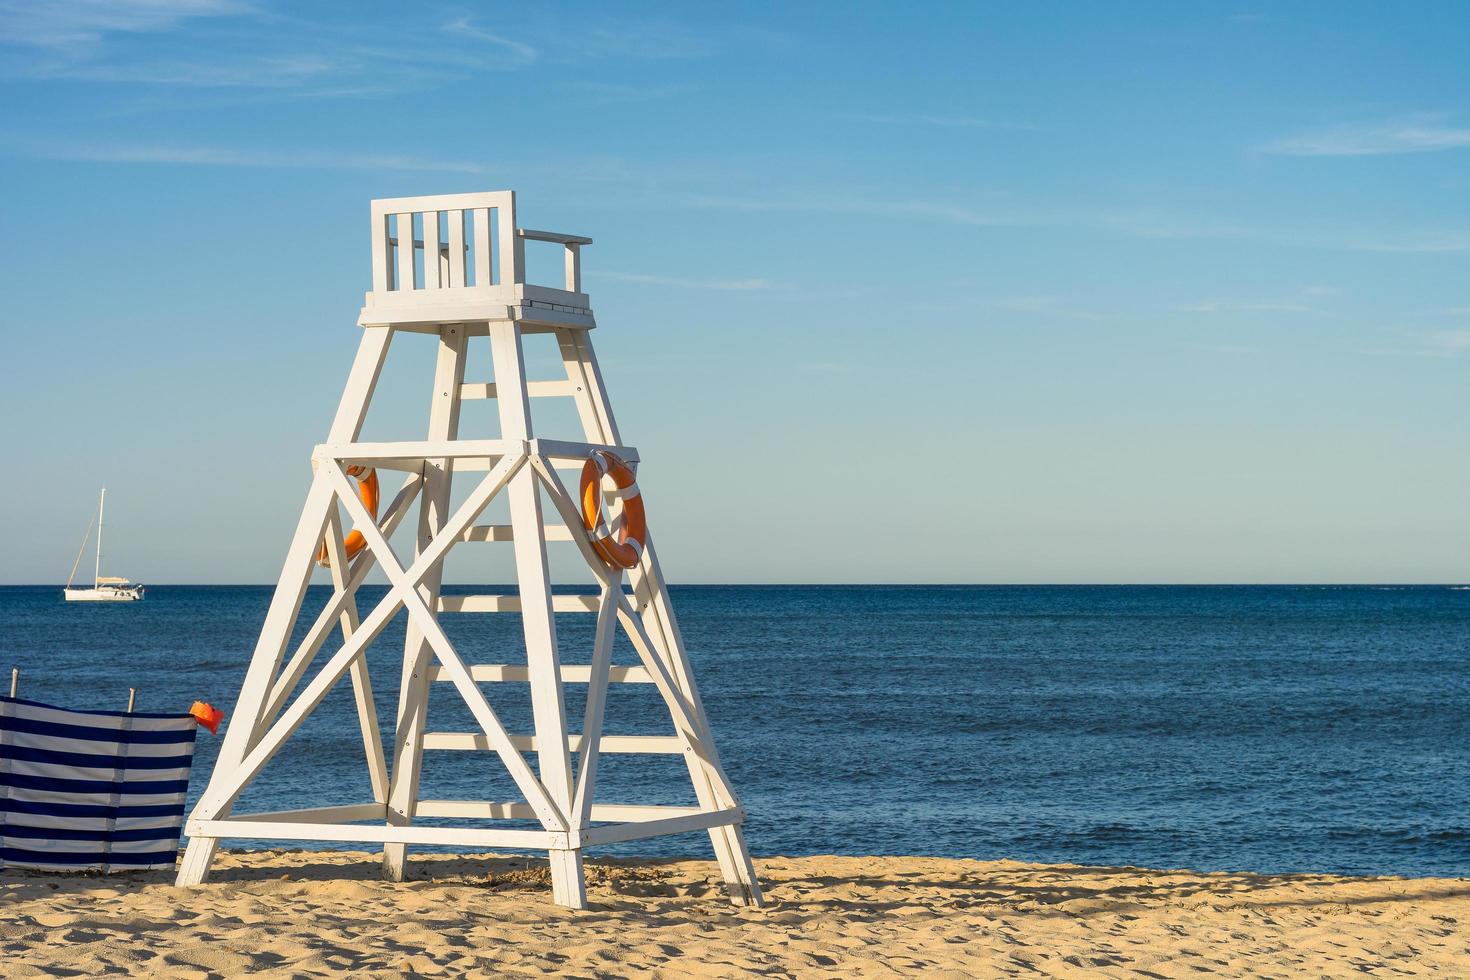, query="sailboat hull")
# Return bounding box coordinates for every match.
[63,586,144,602]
